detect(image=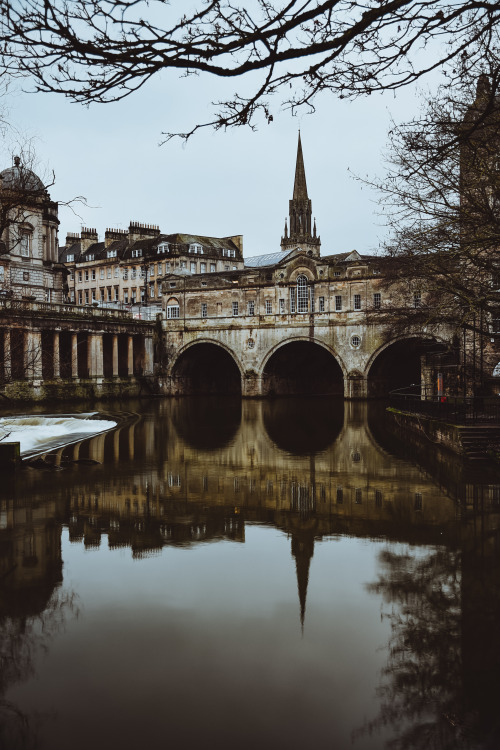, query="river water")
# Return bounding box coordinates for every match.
[1,397,499,750]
